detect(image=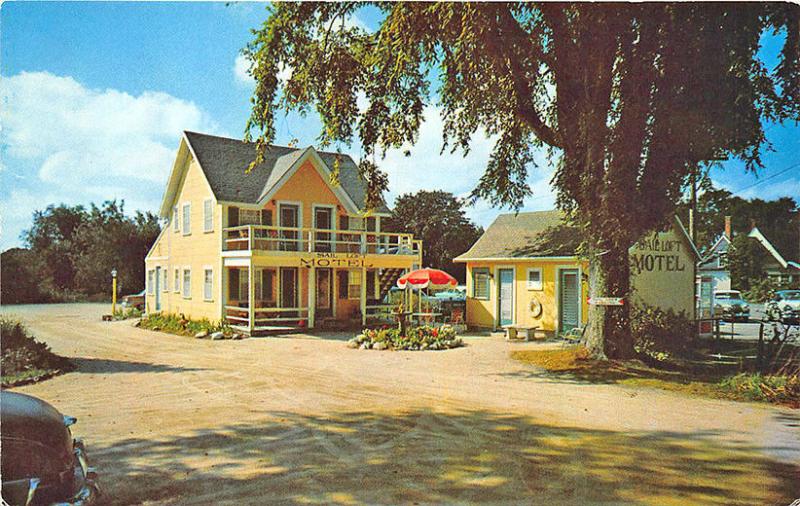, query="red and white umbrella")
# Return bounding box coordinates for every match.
[396,268,458,290]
